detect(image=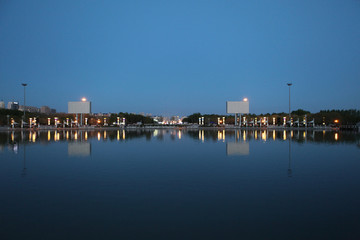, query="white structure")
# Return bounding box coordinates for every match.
[68,101,91,114]
[226,99,250,126]
[0,100,5,109]
[68,99,91,126]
